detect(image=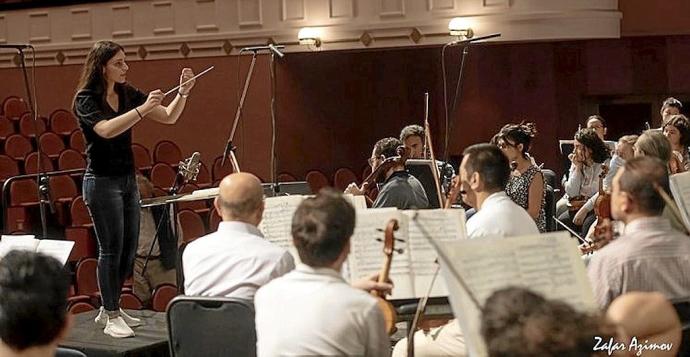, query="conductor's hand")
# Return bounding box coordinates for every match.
[140,90,164,114]
[179,68,195,95]
[351,272,393,296]
[344,182,366,196]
